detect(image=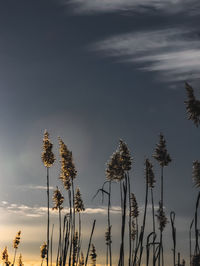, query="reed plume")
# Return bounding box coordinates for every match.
[42,130,55,266]
[53,187,64,265]
[40,242,47,266]
[13,231,21,266]
[185,82,200,127]
[90,244,97,266]
[2,247,11,266]
[18,254,23,266]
